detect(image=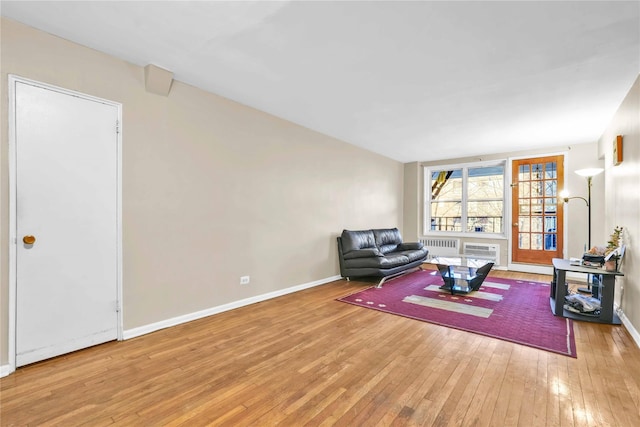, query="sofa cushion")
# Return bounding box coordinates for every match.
[393,248,429,263]
[344,253,410,269]
[397,242,424,251]
[343,248,383,260]
[373,228,403,254]
[341,229,376,253]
